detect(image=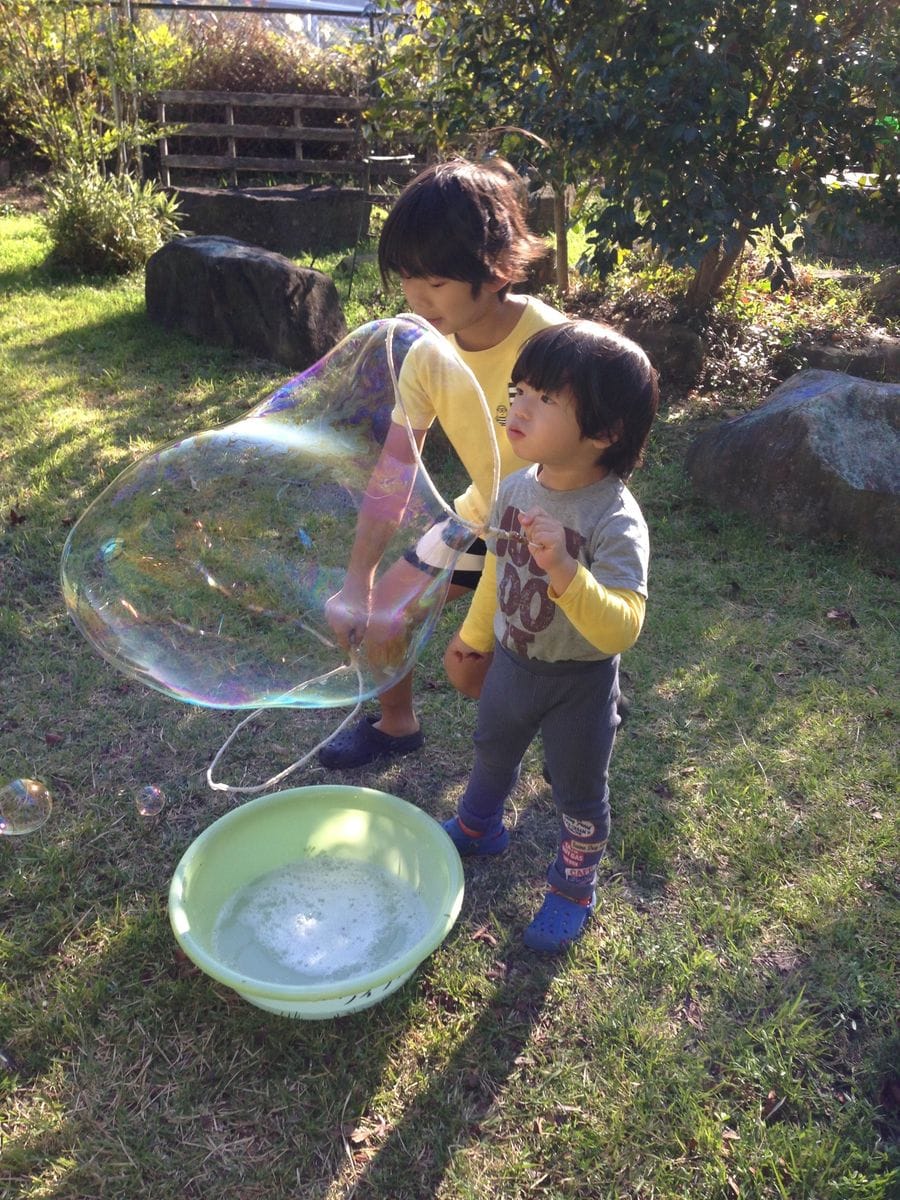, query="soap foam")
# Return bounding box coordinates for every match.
[212,856,431,985]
